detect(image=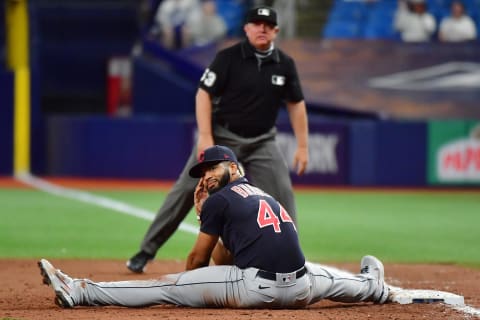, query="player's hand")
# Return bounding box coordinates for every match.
[293,146,308,176]
[194,177,209,219]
